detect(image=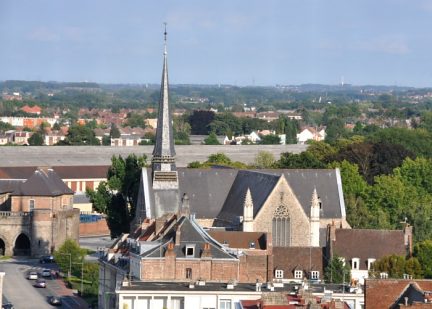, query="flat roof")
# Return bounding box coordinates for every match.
[0,145,307,167]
